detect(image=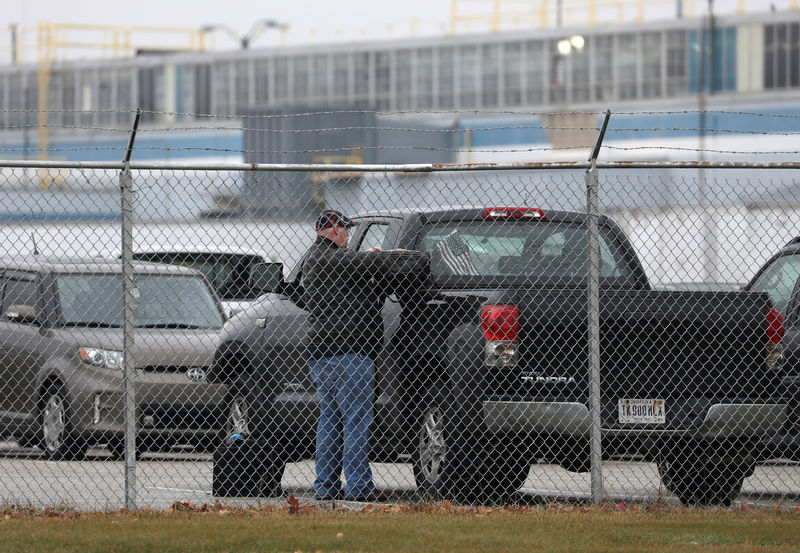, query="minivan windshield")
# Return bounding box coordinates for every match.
[417,220,631,279]
[56,273,225,329]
